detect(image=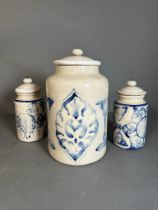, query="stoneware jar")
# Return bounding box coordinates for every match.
[14,77,46,142]
[113,80,148,150]
[46,48,109,165]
